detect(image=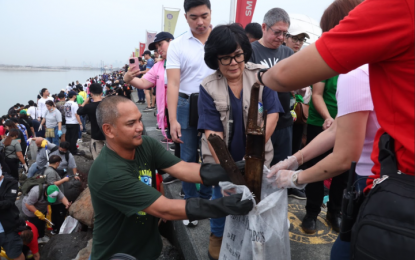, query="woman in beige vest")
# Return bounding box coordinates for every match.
[198,23,284,260]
